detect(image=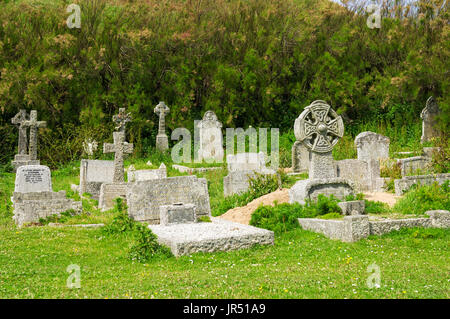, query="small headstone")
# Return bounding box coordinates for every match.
[421,96,441,143]
[197,111,224,162]
[14,165,52,193]
[291,141,310,173]
[79,159,115,198]
[355,131,390,162]
[154,101,170,151]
